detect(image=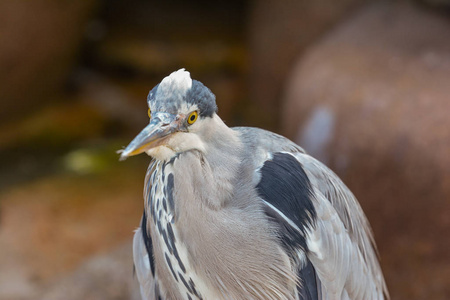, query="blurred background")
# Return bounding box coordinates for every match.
[0,0,449,299]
